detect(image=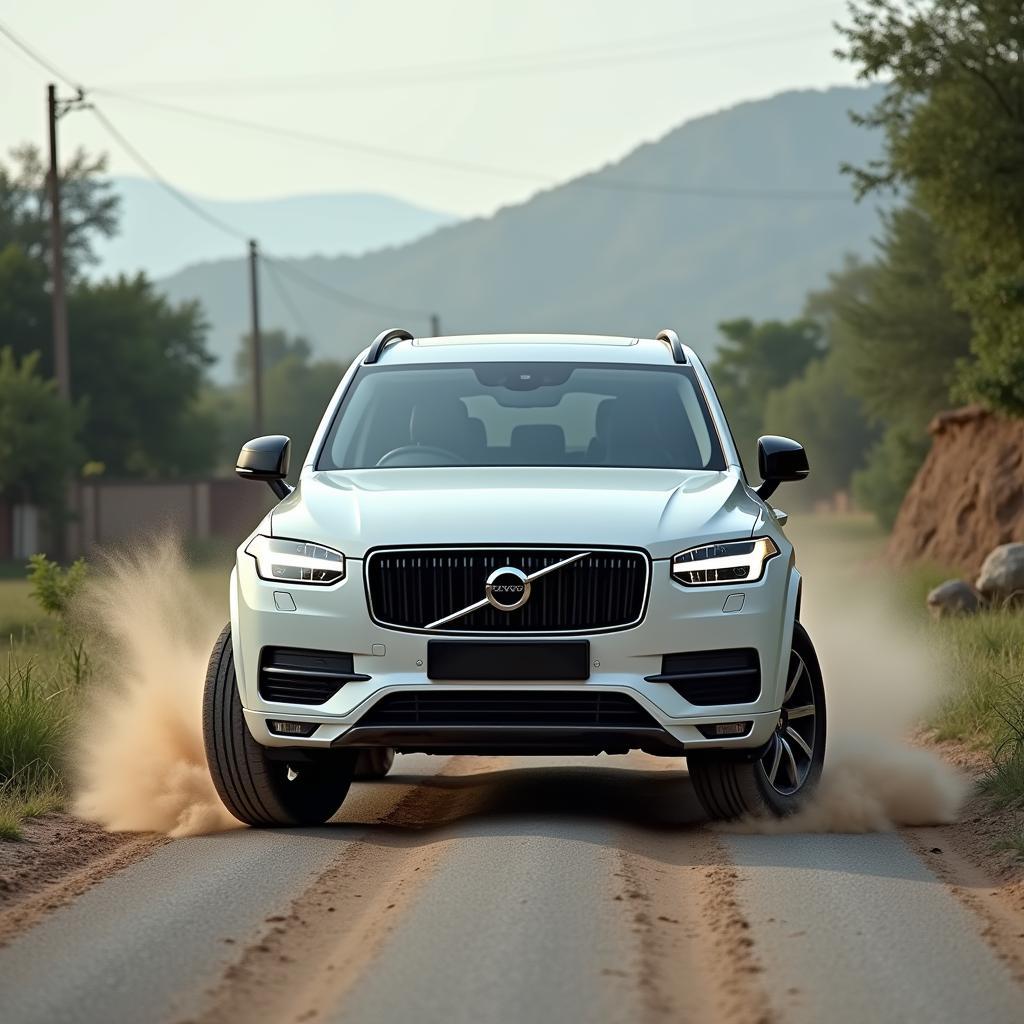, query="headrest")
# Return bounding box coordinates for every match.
[409,399,469,447]
[594,398,617,437]
[510,424,566,462]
